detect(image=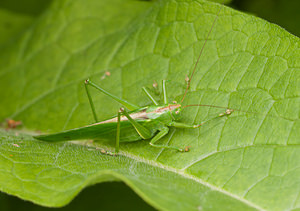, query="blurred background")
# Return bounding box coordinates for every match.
[0,0,298,210]
[0,0,299,48]
[231,0,299,37]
